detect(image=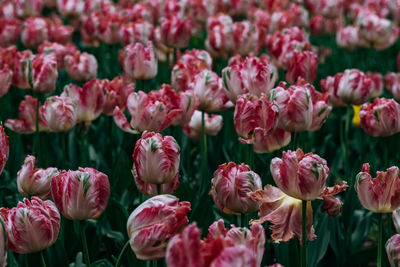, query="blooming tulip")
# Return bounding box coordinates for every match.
[12,50,33,89]
[367,72,383,98]
[57,0,84,17]
[241,127,291,154]
[64,51,98,82]
[133,172,179,197]
[119,21,154,46]
[120,41,158,80]
[17,155,58,199]
[210,162,262,215]
[0,125,8,175]
[232,21,265,56]
[205,14,234,59]
[270,148,330,200]
[127,195,191,260]
[309,85,332,131]
[132,131,180,185]
[183,110,223,140]
[15,0,44,17]
[42,96,78,132]
[385,72,400,101]
[21,17,50,49]
[38,41,78,70]
[51,167,110,220]
[336,26,367,50]
[102,77,134,115]
[0,18,21,48]
[386,234,400,267]
[286,50,318,84]
[31,54,58,94]
[356,163,400,213]
[160,15,192,49]
[0,197,60,253]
